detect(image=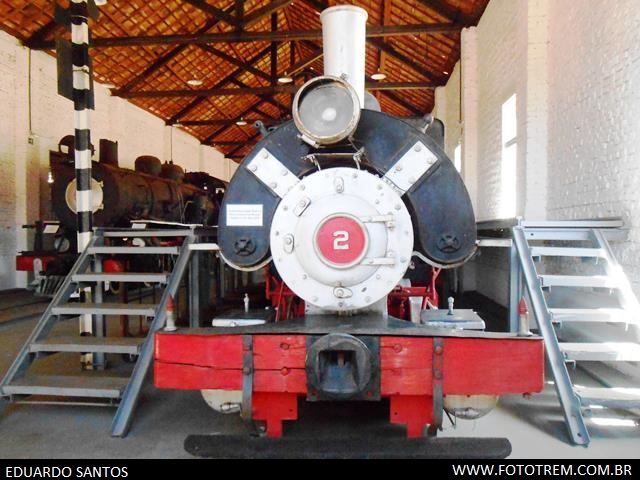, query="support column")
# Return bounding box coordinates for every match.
[70,0,95,365]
